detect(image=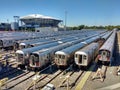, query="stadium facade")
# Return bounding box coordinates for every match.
[20,14,63,31]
